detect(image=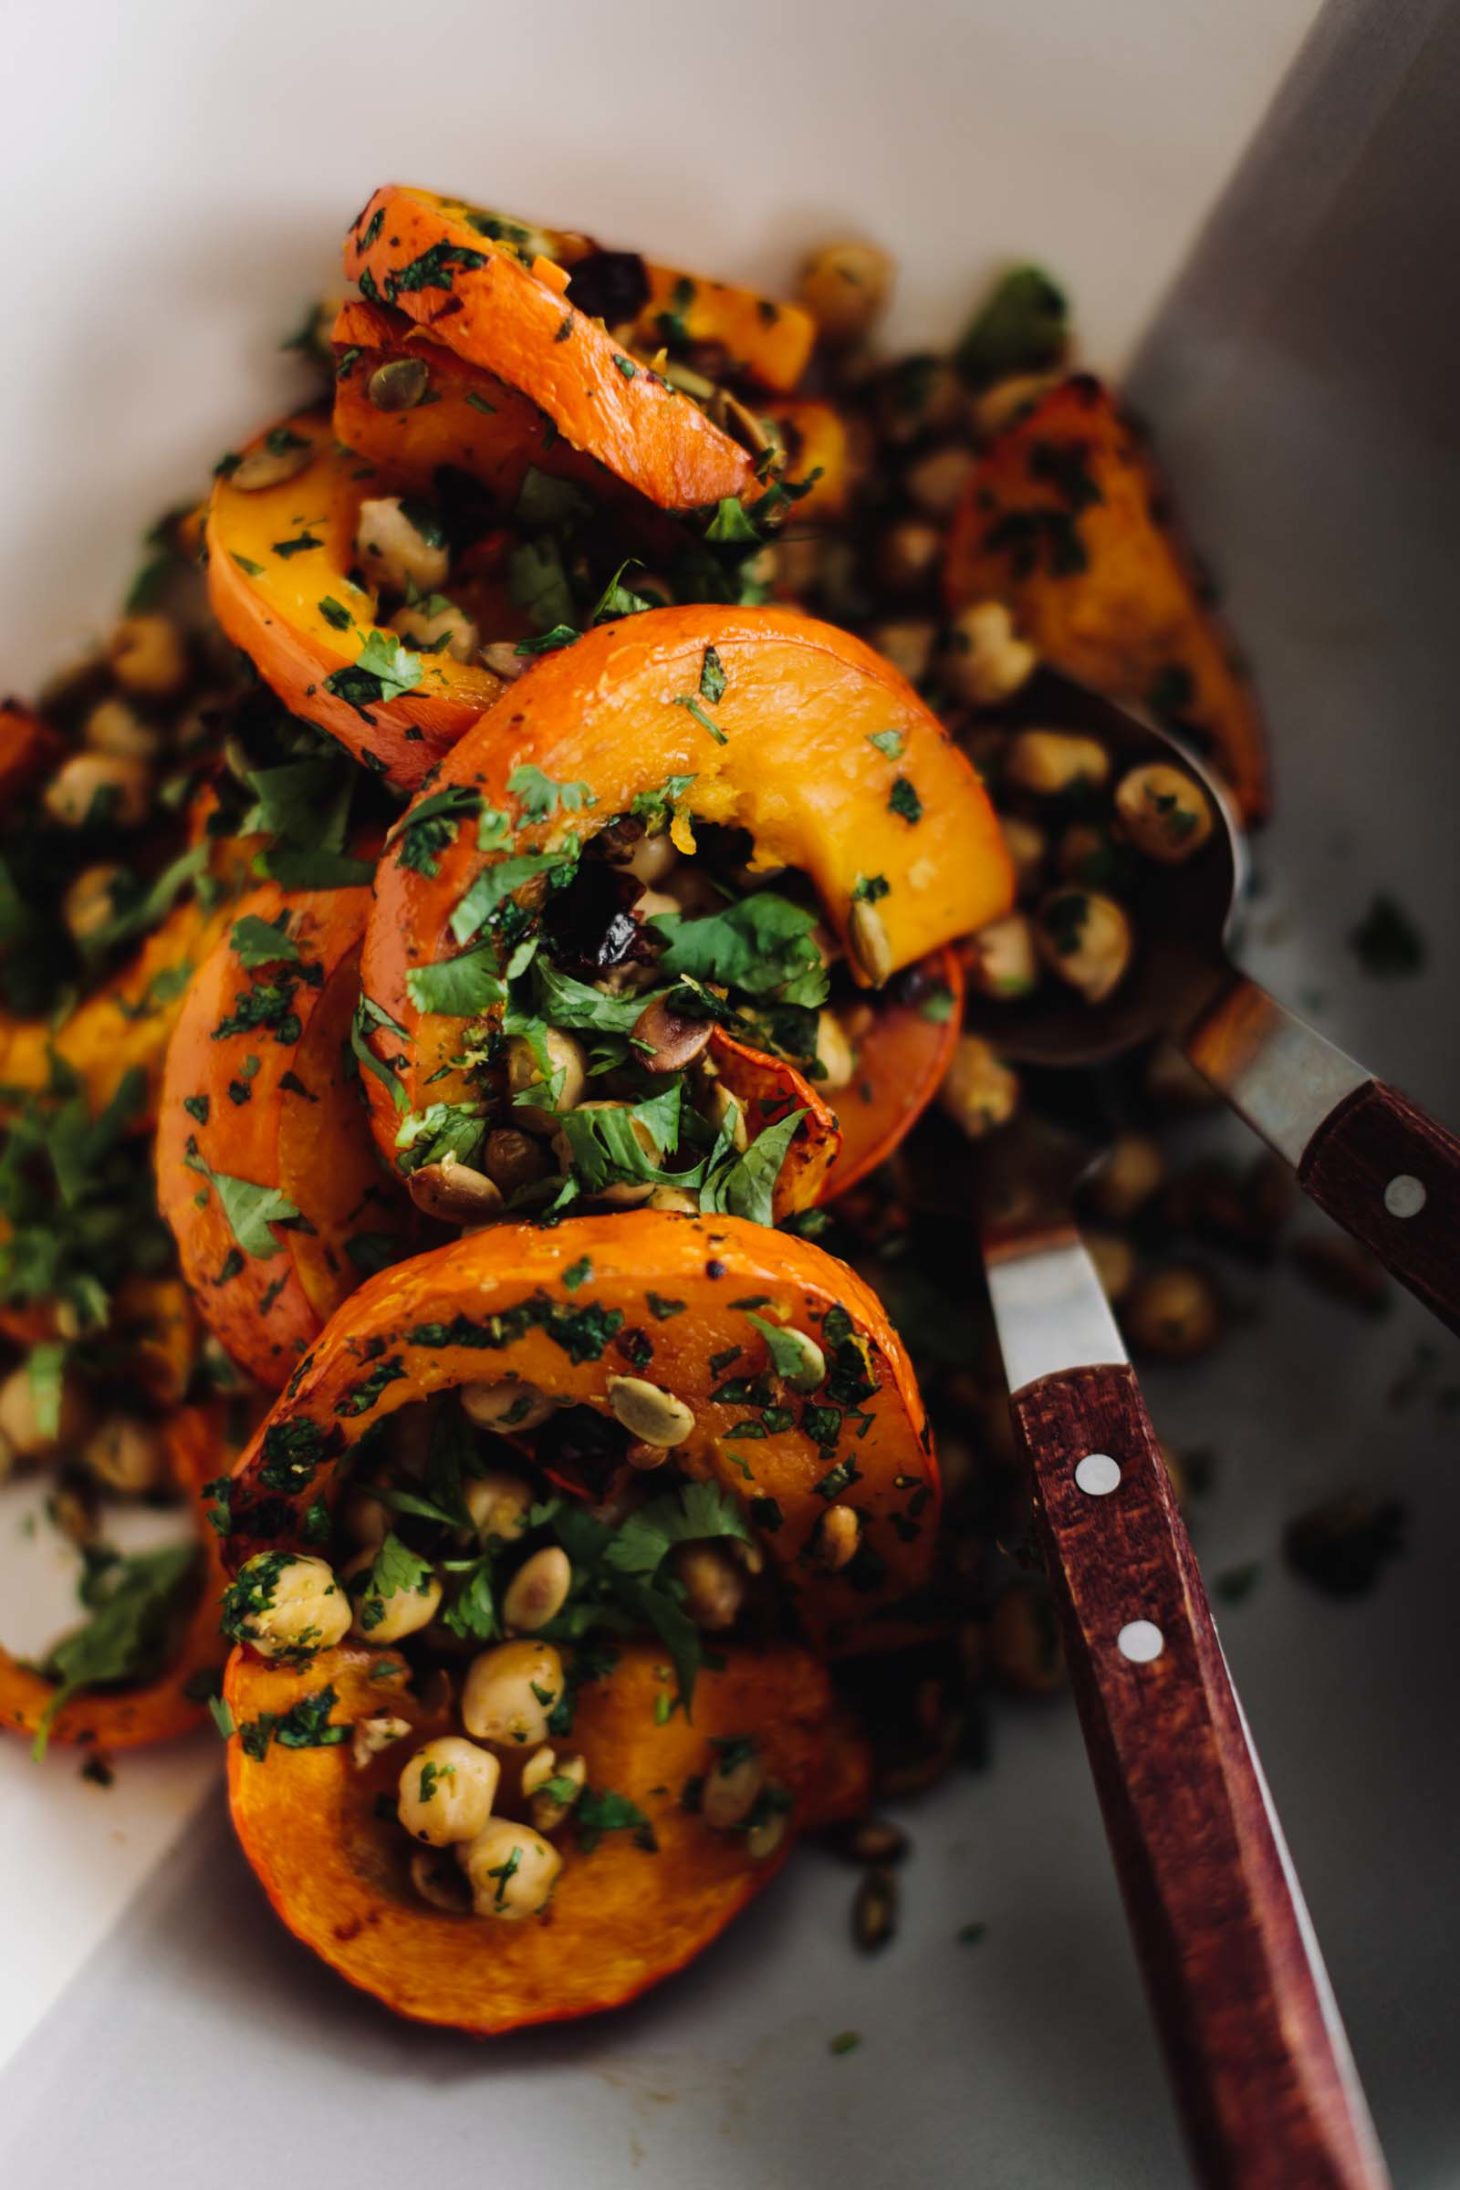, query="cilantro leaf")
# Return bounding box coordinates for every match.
[182,1142,299,1258]
[230,914,301,969]
[34,1545,199,1758]
[650,893,827,1009]
[700,1109,806,1227]
[405,945,507,1018]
